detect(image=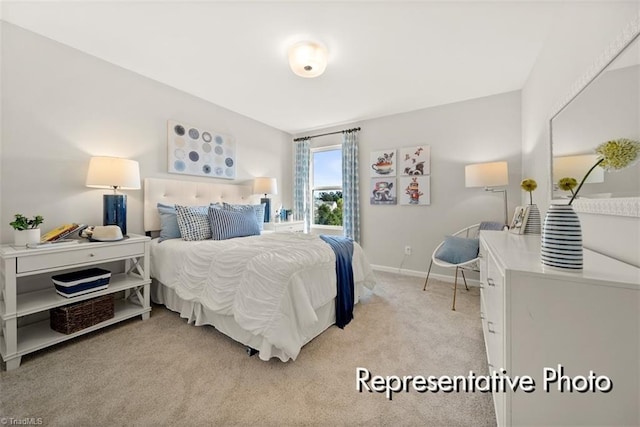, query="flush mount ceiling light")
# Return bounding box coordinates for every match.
[288,40,328,78]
